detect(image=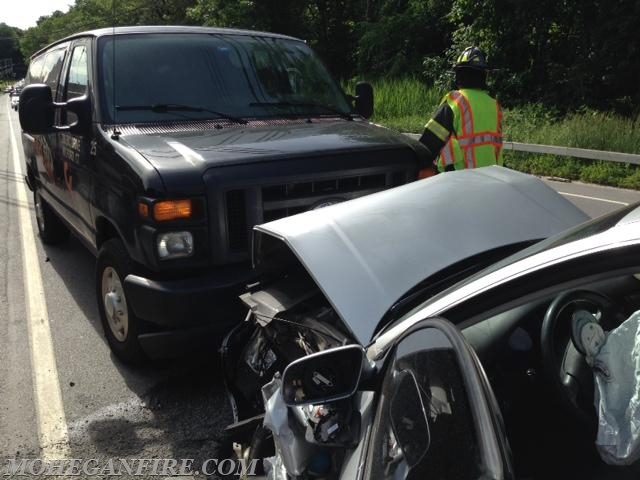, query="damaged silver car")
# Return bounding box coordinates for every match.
[223,166,640,479]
